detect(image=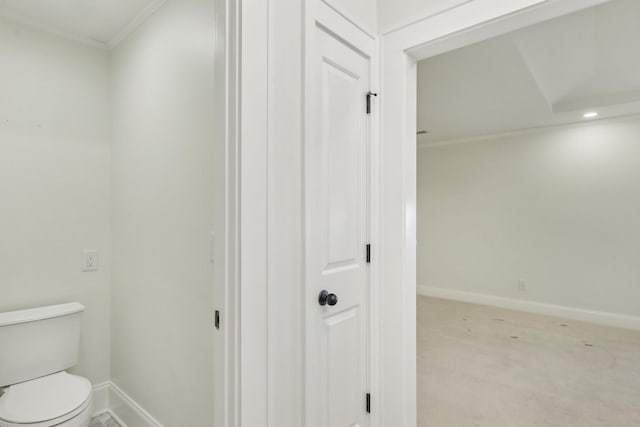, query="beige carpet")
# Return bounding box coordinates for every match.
[418,296,640,427]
